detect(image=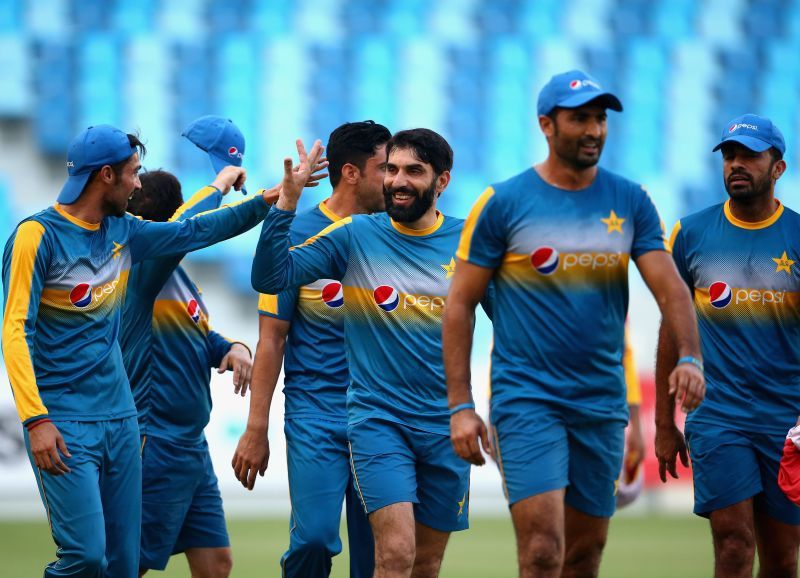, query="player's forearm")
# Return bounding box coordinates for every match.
[654,321,678,428]
[655,279,702,360]
[251,207,295,294]
[244,338,284,432]
[443,300,477,406]
[169,186,223,222]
